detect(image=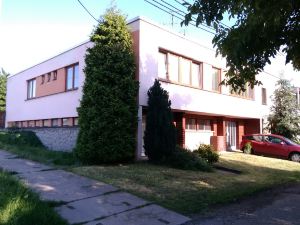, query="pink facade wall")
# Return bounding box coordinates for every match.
[6,41,93,124]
